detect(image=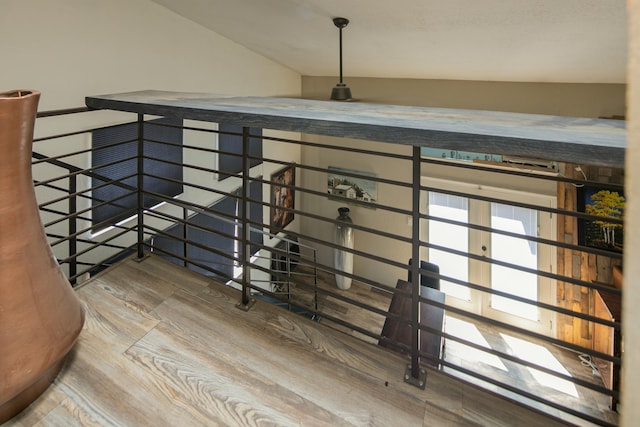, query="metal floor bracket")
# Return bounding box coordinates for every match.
[133,253,151,263]
[235,297,256,312]
[404,364,427,390]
